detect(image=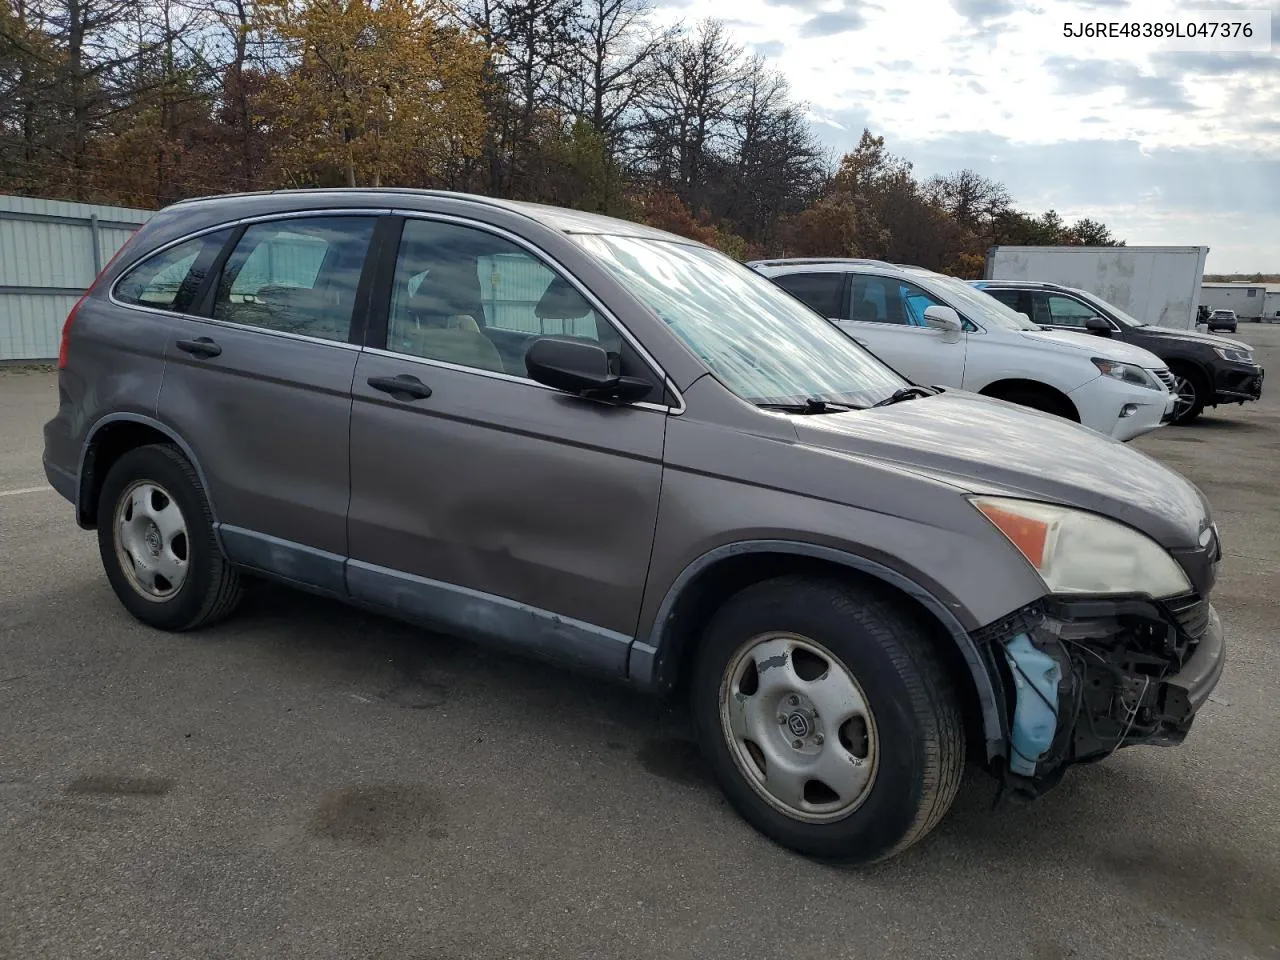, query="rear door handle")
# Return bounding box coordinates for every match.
[176,337,221,358]
[367,374,432,401]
